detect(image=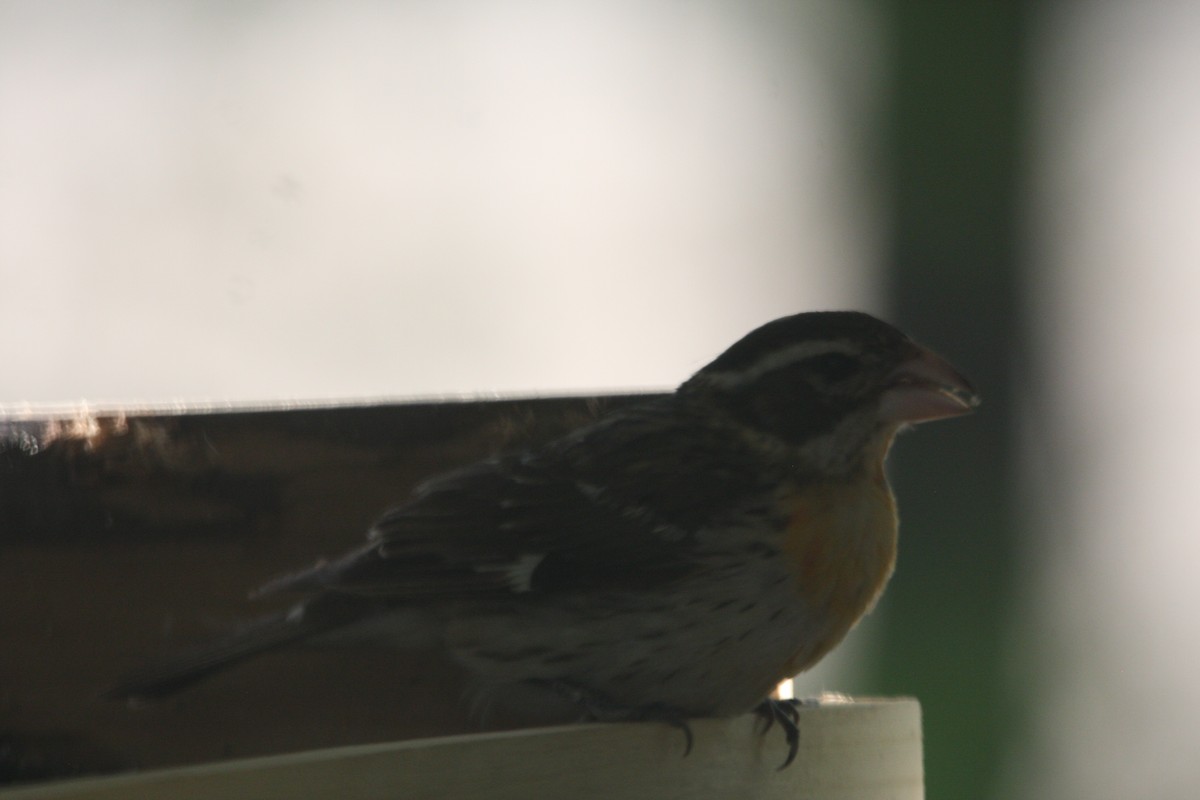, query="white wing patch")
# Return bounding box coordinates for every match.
[474,553,547,593]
